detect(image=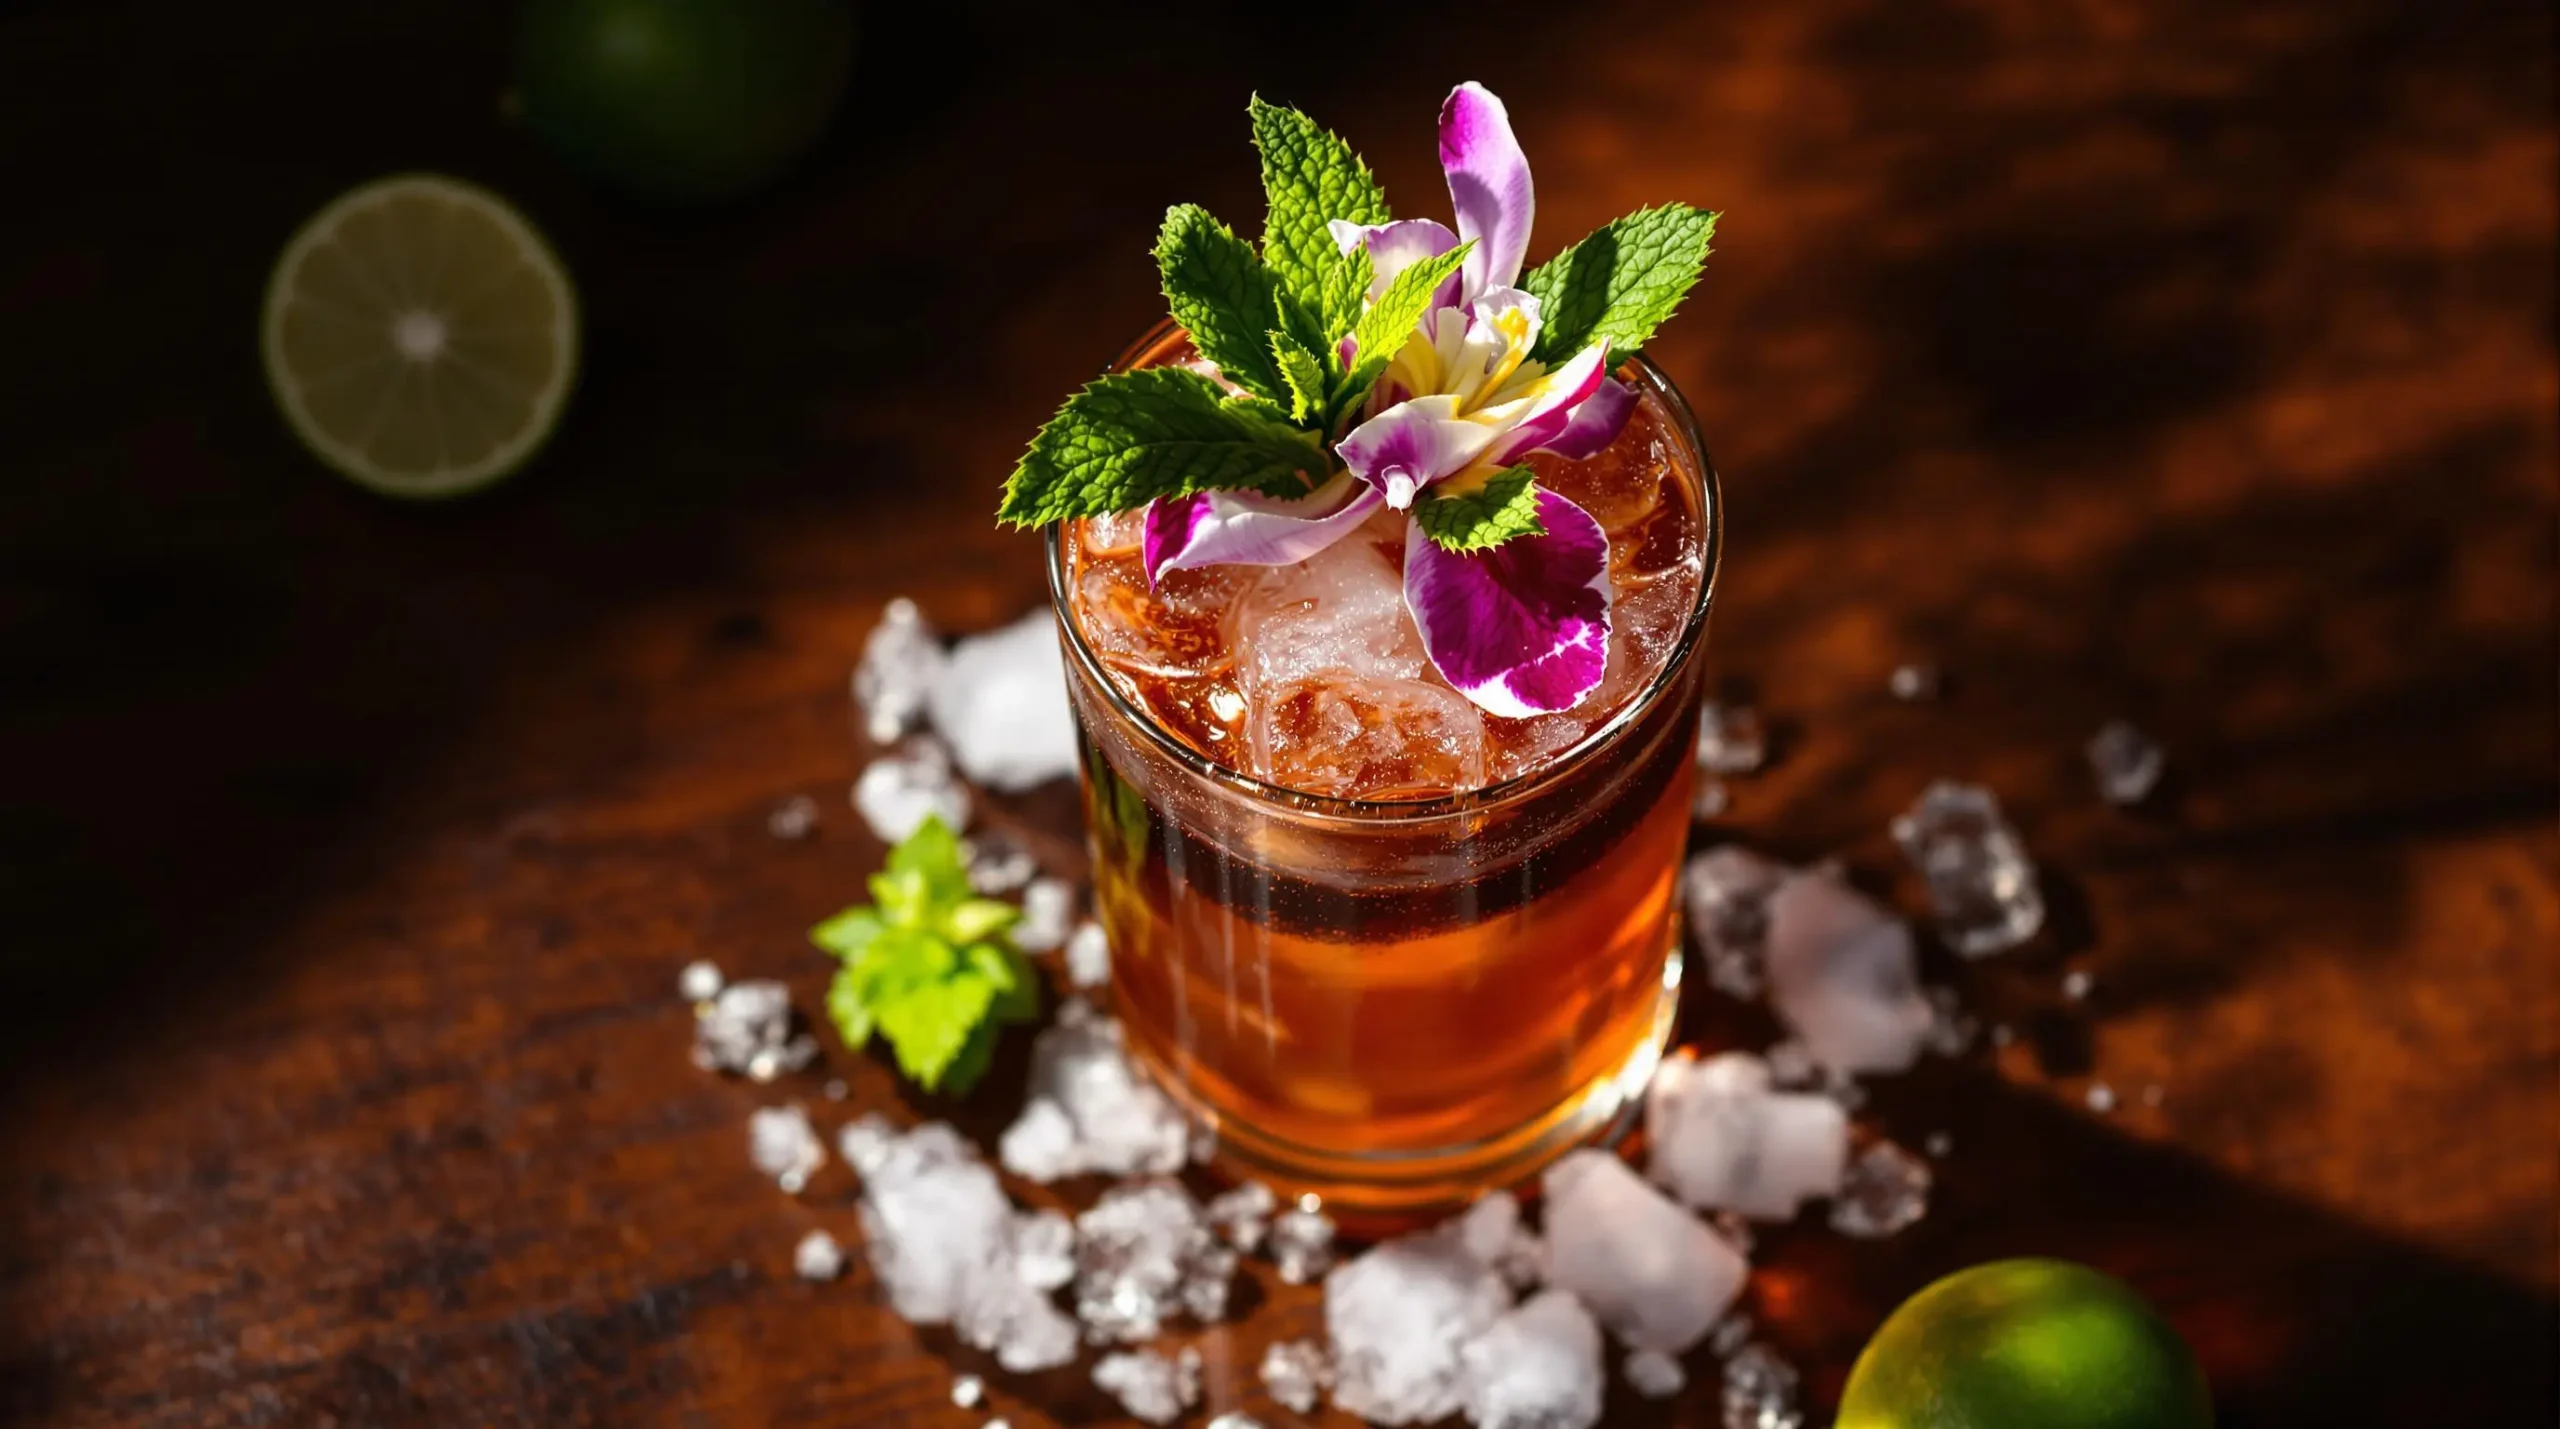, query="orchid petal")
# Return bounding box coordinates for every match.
[1533,375,1639,460]
[1338,396,1501,509]
[1486,341,1613,463]
[1142,475,1383,582]
[1403,488,1614,718]
[1330,217,1462,306]
[1440,82,1535,298]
